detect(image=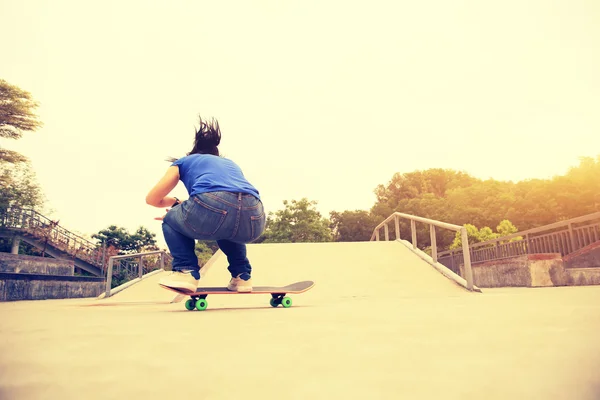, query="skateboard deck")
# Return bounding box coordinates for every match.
[159,280,315,311]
